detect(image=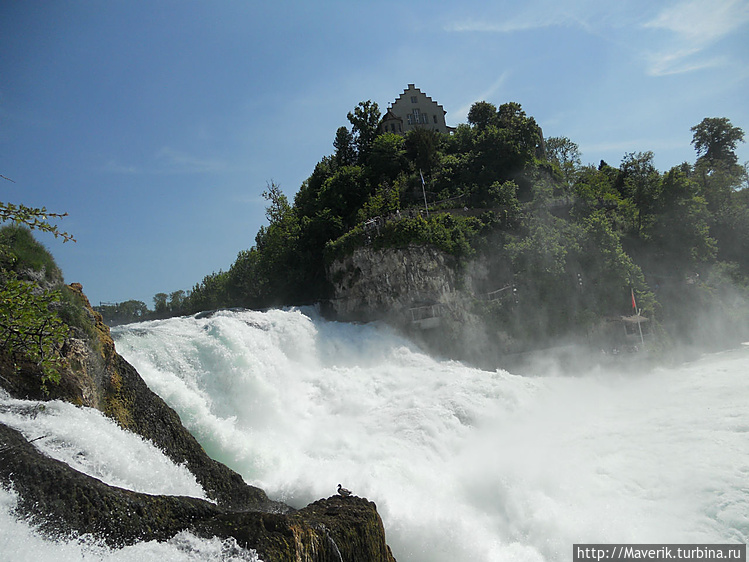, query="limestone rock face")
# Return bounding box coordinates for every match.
[328,244,458,325]
[326,244,516,367]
